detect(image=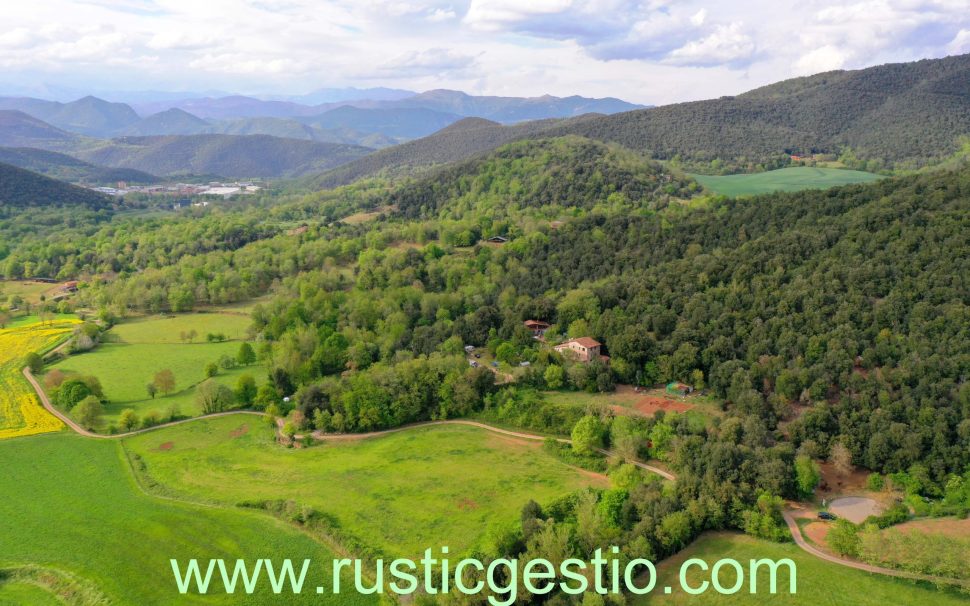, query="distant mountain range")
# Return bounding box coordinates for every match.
[317,53,970,186]
[73,134,372,179]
